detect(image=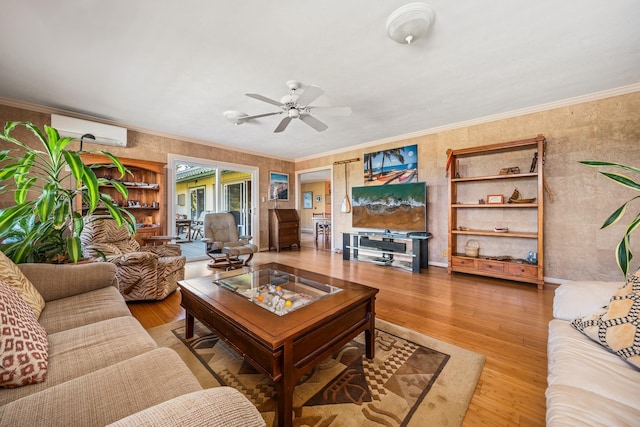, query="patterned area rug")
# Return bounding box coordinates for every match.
[148,319,485,426]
